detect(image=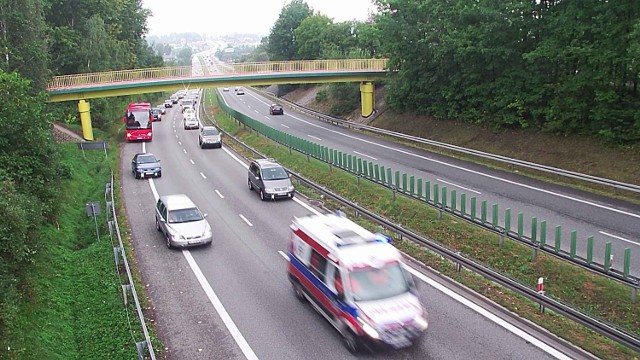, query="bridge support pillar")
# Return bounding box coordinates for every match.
[360,81,375,118]
[78,99,94,141]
